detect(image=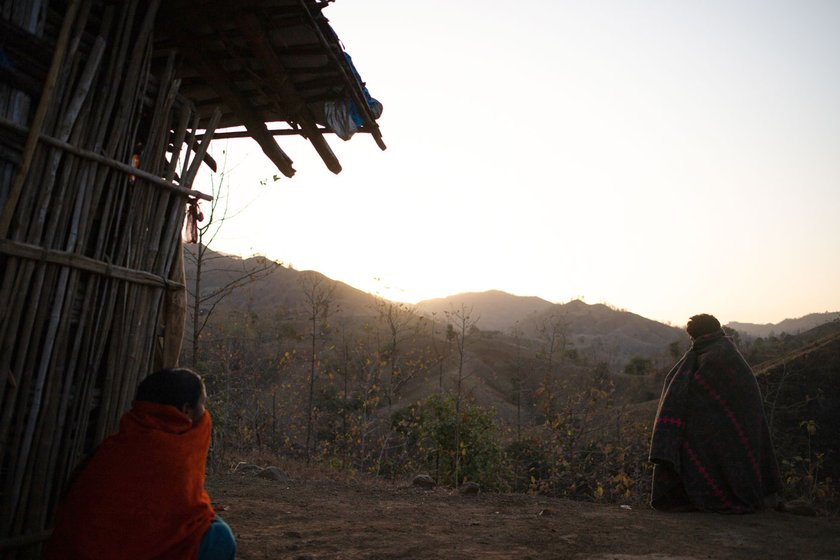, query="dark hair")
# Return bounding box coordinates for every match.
[686,314,721,339]
[135,368,203,409]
